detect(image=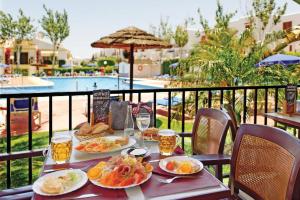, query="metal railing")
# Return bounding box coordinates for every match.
[0,84,298,189]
